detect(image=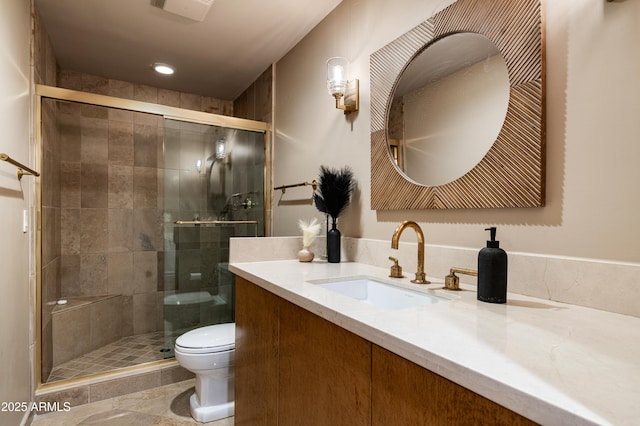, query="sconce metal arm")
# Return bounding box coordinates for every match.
[334,79,359,114]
